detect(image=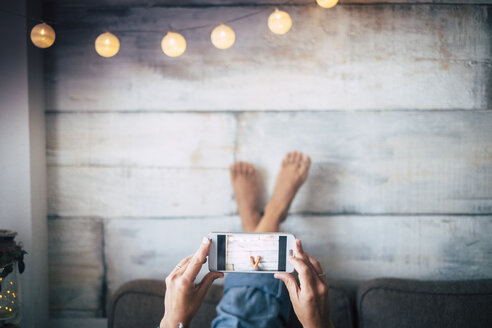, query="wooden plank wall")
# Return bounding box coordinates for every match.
[44,0,492,318]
